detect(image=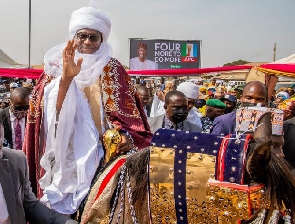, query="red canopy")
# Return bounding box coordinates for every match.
[259,63,295,74]
[127,65,252,76]
[0,65,252,79]
[0,68,43,79]
[0,63,294,79]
